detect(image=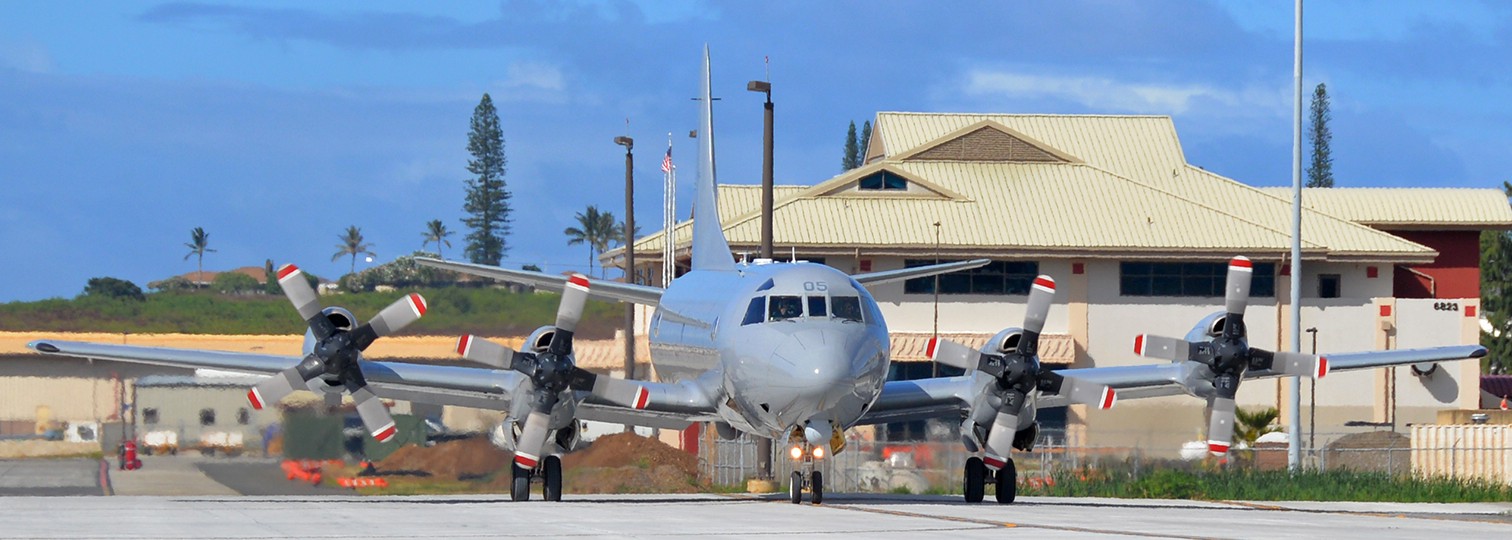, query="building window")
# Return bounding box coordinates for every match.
[904,260,1039,295]
[1319,274,1341,298]
[142,408,159,425]
[1120,261,1276,297]
[236,408,251,425]
[199,408,216,426]
[858,170,908,191]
